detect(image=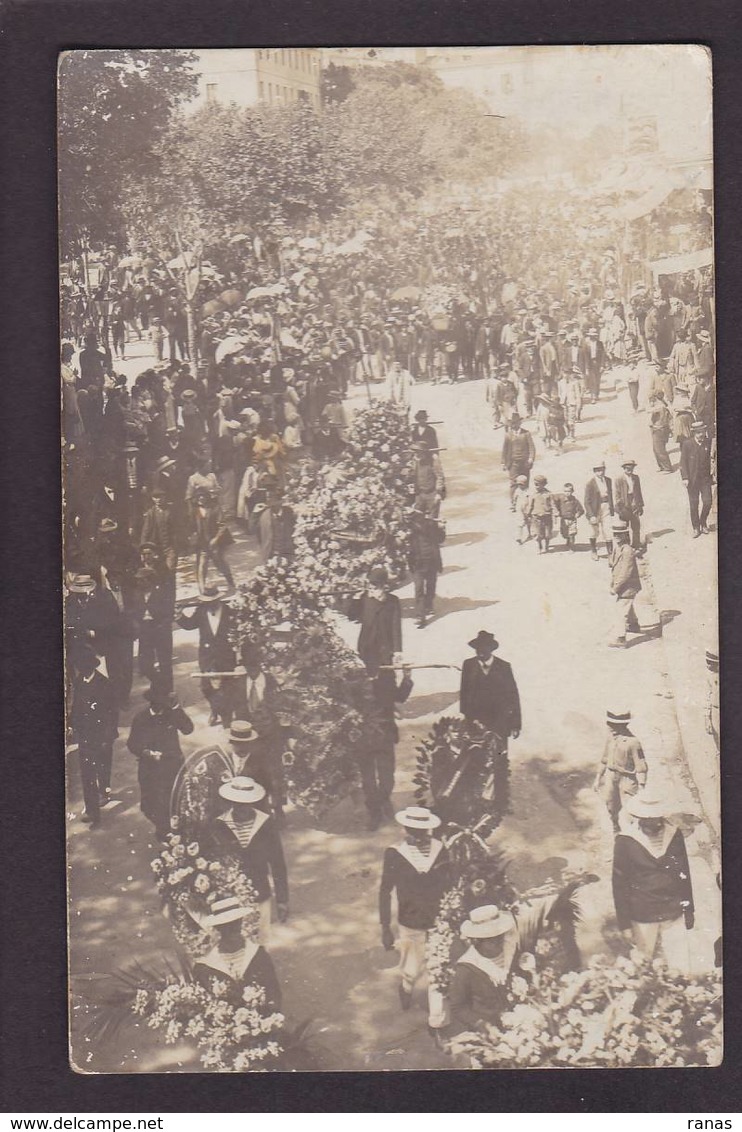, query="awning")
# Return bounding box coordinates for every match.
[650,247,713,279]
[613,174,679,221]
